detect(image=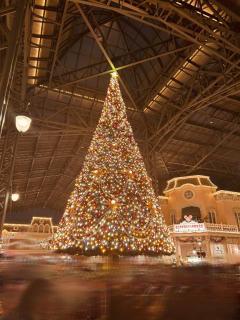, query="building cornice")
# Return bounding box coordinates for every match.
[214,190,240,201]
